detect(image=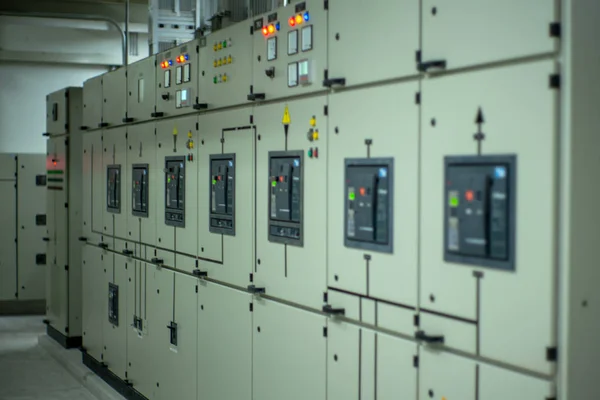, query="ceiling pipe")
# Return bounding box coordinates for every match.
[125,0,129,65]
[0,11,126,65]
